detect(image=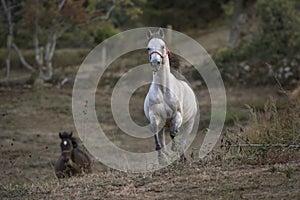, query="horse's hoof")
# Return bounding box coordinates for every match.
[171,140,180,152]
[158,155,169,165]
[170,127,179,138]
